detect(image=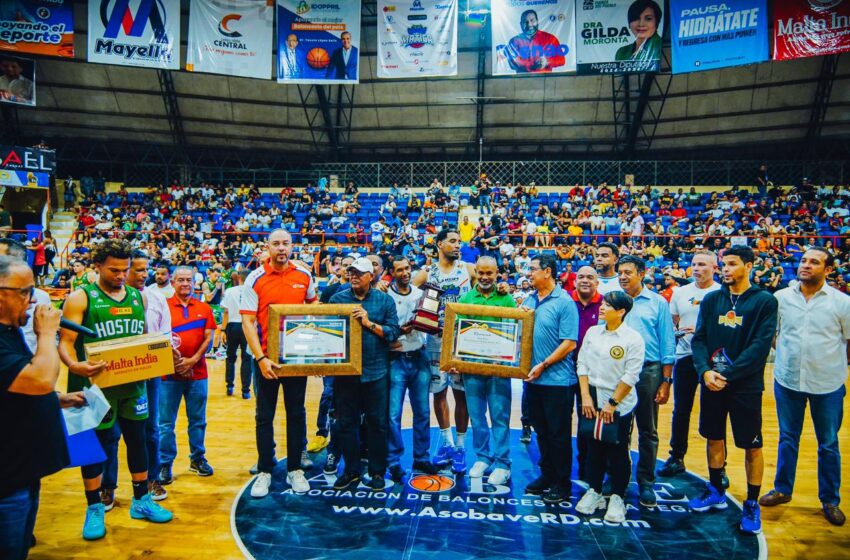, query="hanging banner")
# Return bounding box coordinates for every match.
[773,0,850,61]
[576,0,665,74]
[0,54,34,106]
[0,169,48,188]
[0,0,75,57]
[491,0,576,75]
[377,0,458,78]
[187,0,274,79]
[276,0,361,84]
[0,144,55,172]
[671,0,768,74]
[88,0,180,69]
